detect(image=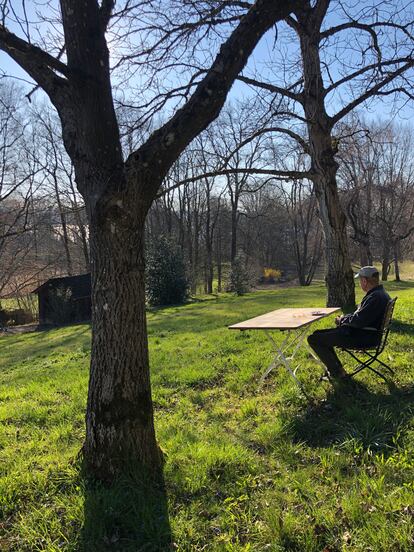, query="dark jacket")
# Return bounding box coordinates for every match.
[340,285,390,331]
